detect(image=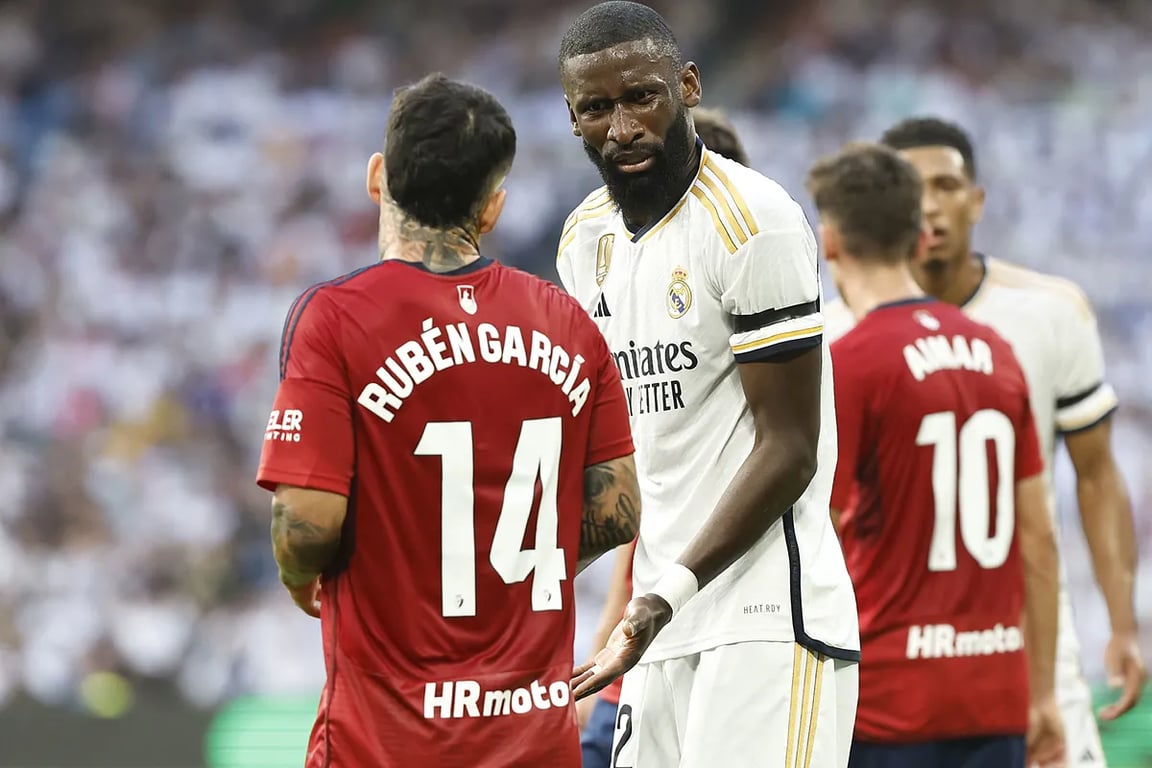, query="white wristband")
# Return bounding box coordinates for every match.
[649,564,699,617]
